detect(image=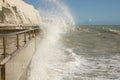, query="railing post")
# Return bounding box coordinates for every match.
[1,65,6,80]
[35,30,37,36]
[3,0,5,2]
[34,30,35,36]
[3,37,6,58]
[2,37,6,80]
[32,30,34,38]
[16,34,20,49]
[29,32,31,40]
[24,33,27,44]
